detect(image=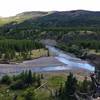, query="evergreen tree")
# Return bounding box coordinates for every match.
[64,73,77,96]
[27,70,33,85]
[58,83,64,100]
[56,73,78,100]
[1,75,11,85]
[80,77,89,93]
[4,51,11,61]
[0,51,2,58]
